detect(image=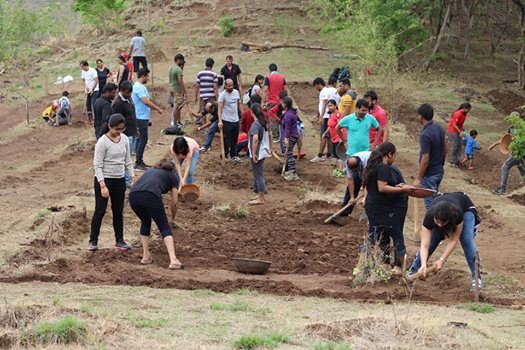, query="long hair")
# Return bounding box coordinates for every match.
[251,103,267,130]
[456,102,472,111]
[153,157,176,172]
[429,200,462,237]
[363,142,396,186]
[254,74,264,84]
[97,113,125,139]
[172,137,189,156]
